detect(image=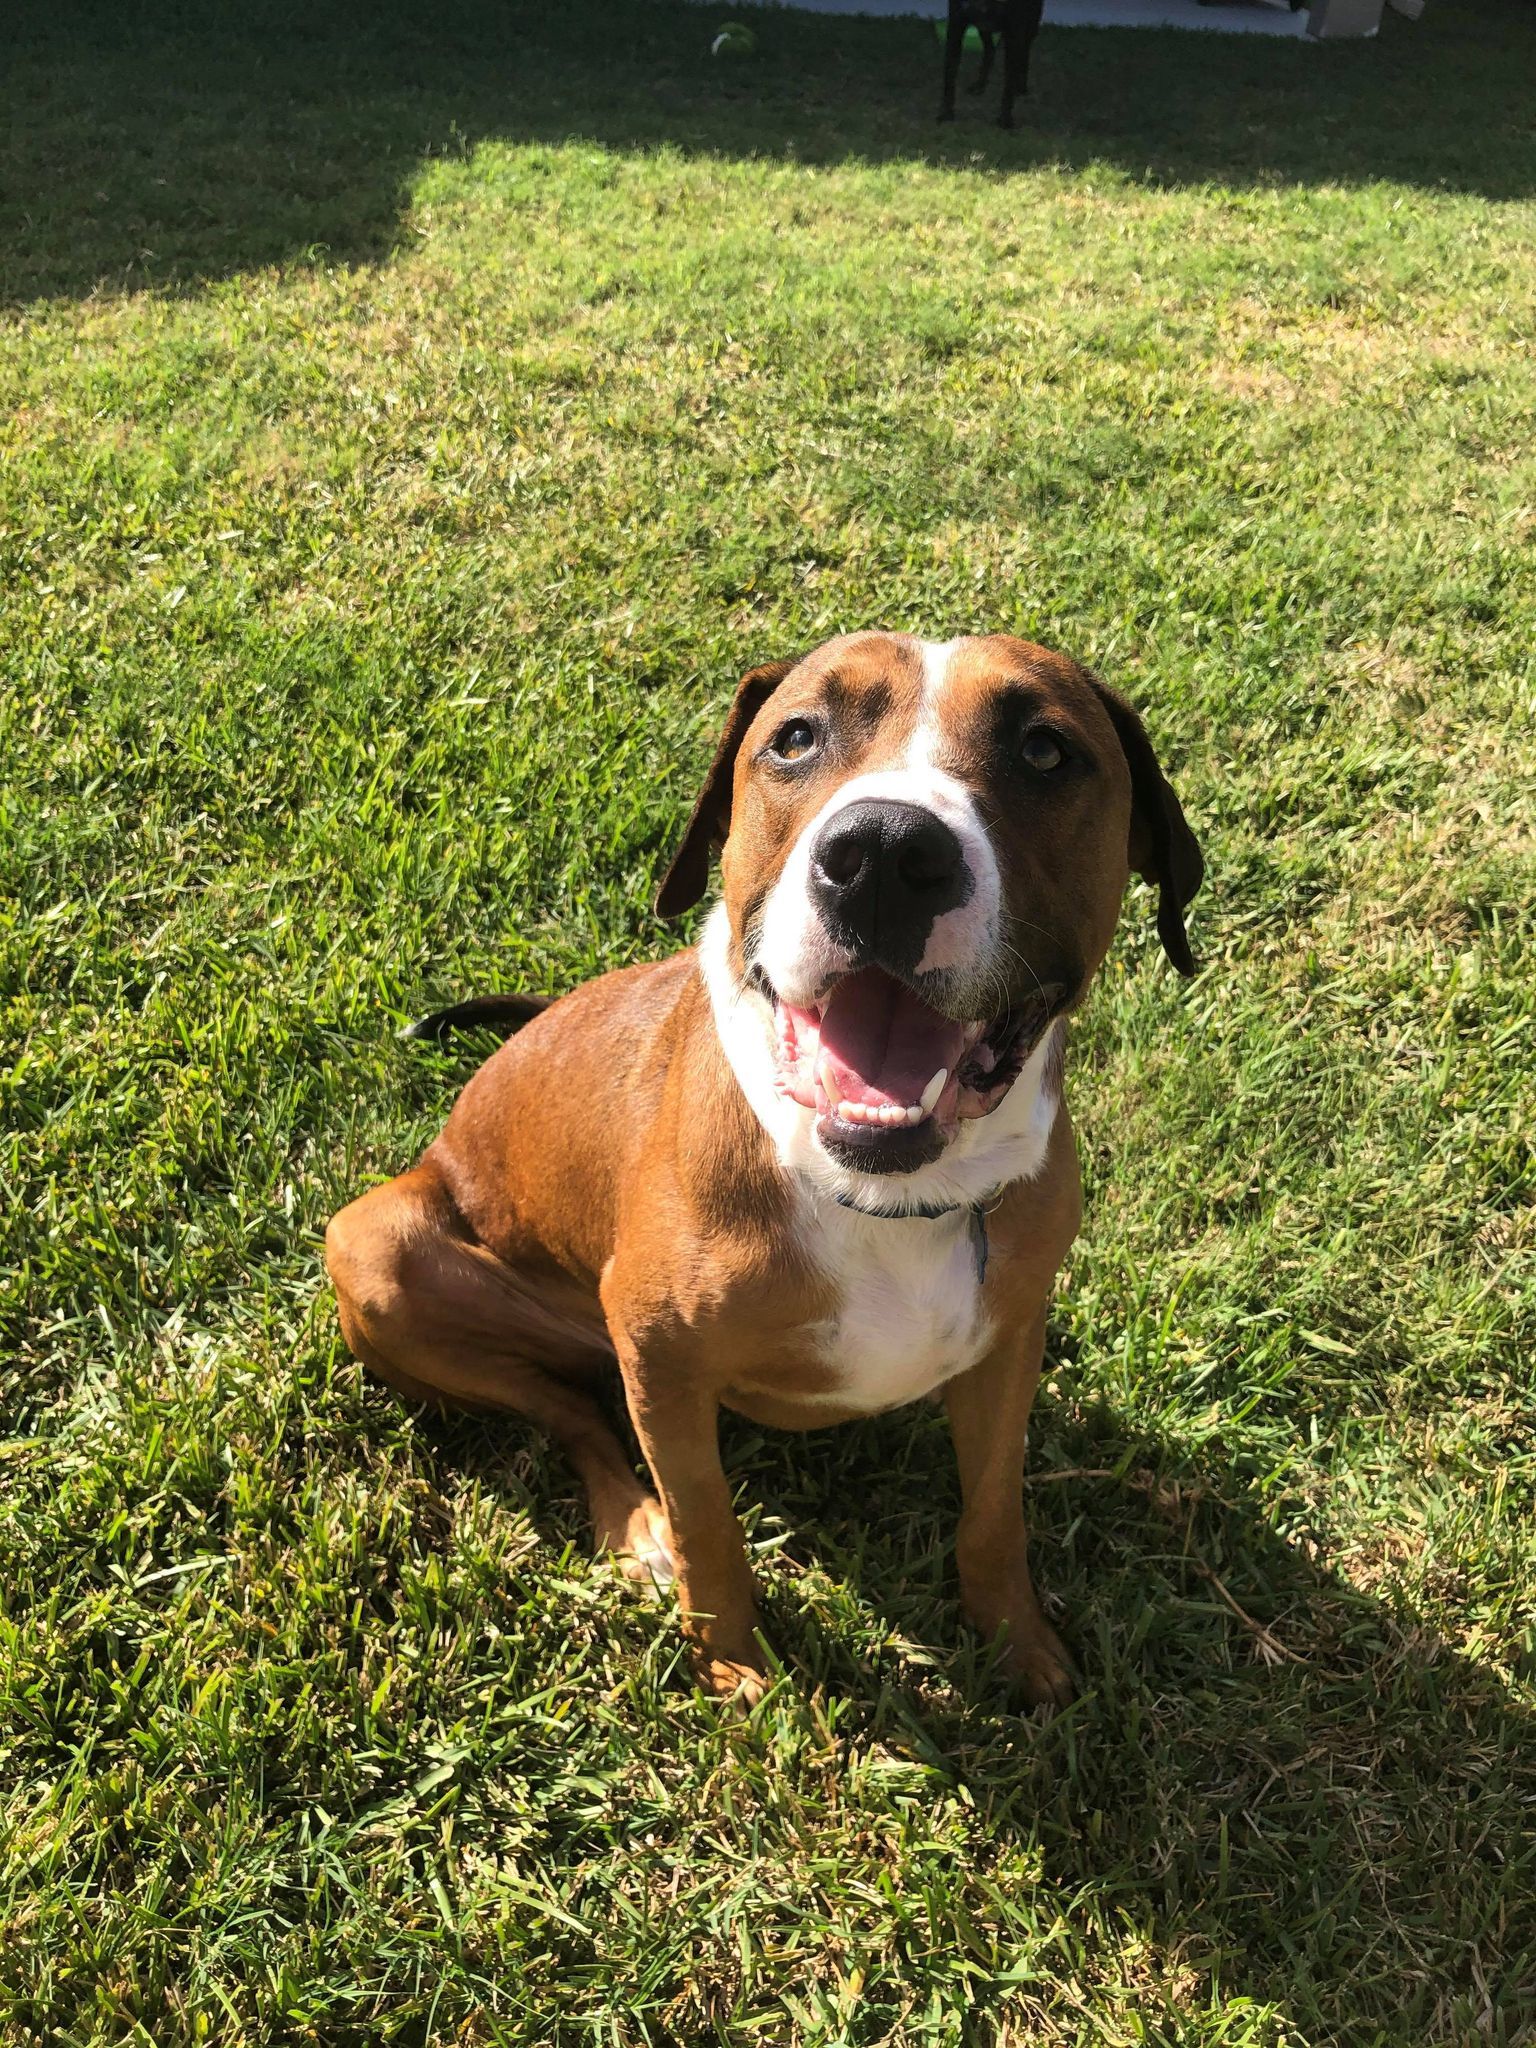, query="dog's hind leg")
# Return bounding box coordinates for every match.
[968,30,997,93]
[325,1164,674,1584]
[997,0,1043,128]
